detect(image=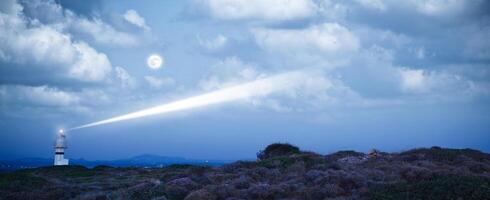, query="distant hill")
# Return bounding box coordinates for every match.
[1,144,490,199]
[0,154,230,171]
